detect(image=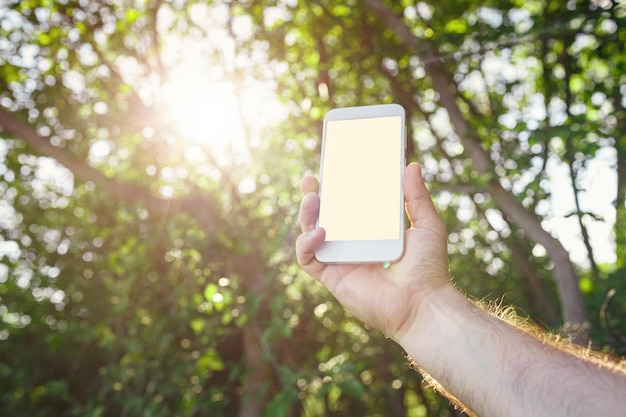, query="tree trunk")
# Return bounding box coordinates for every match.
[376,350,406,417]
[613,87,626,269]
[365,0,588,338]
[476,204,560,326]
[617,148,626,268]
[486,185,587,330]
[234,252,275,417]
[507,238,560,327]
[240,323,273,417]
